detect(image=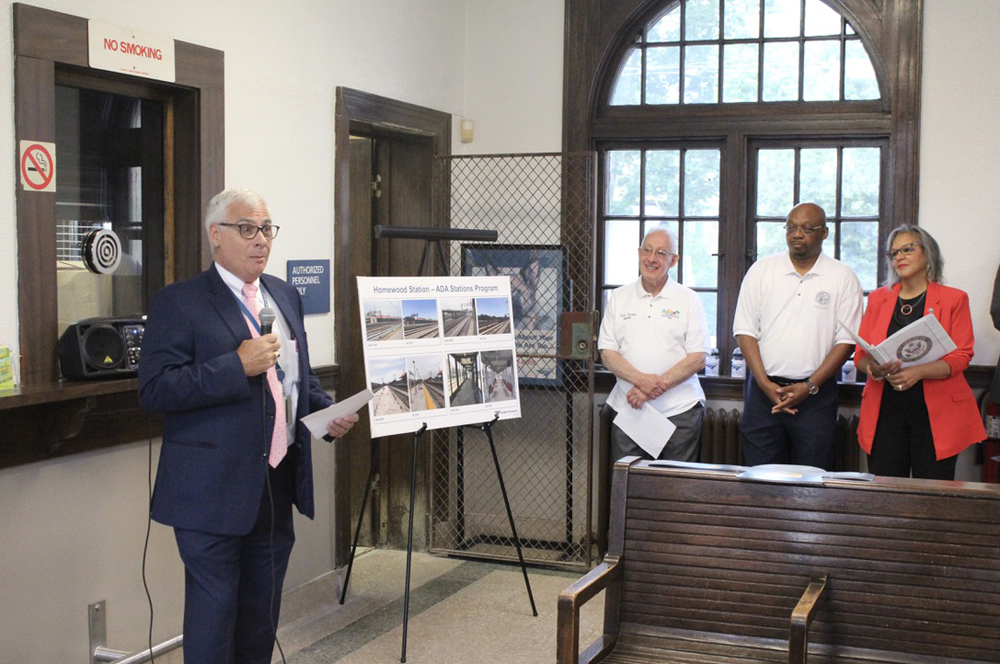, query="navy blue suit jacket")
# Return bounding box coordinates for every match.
[138,264,333,535]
